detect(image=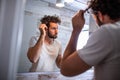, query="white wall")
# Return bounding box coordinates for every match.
[0,0,26,80]
[89,15,99,34]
